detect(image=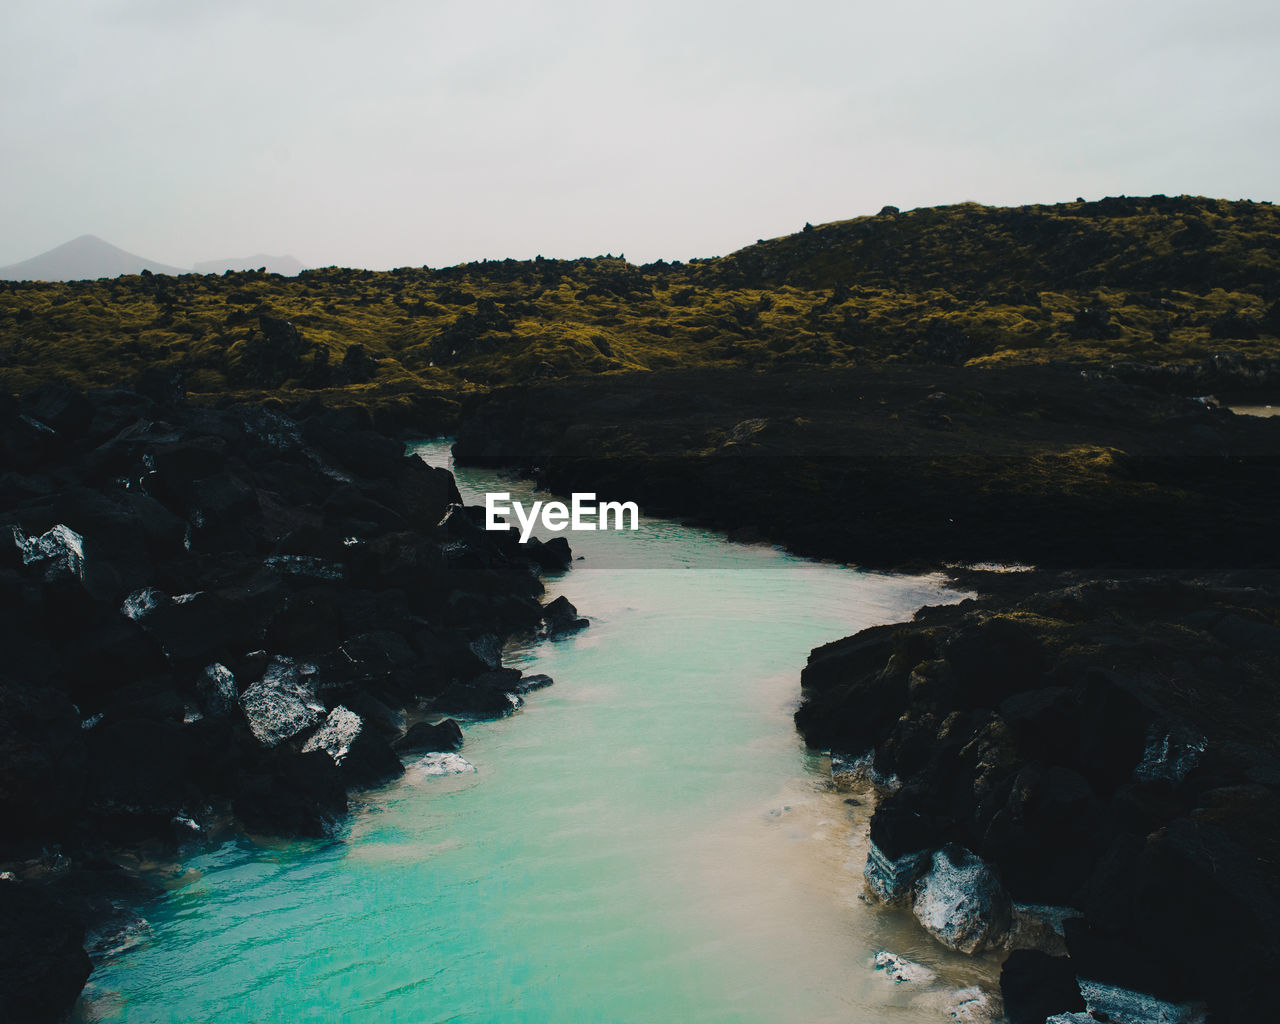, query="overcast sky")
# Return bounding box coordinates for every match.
[2,0,1277,270]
